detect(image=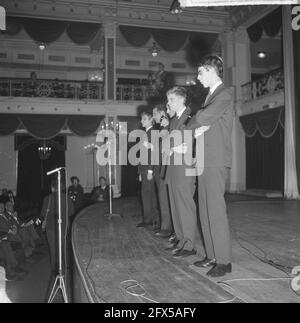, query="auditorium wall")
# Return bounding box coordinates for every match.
[0,135,17,193]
